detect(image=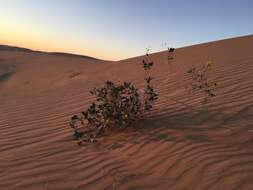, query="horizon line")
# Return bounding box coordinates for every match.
[1,34,252,62]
